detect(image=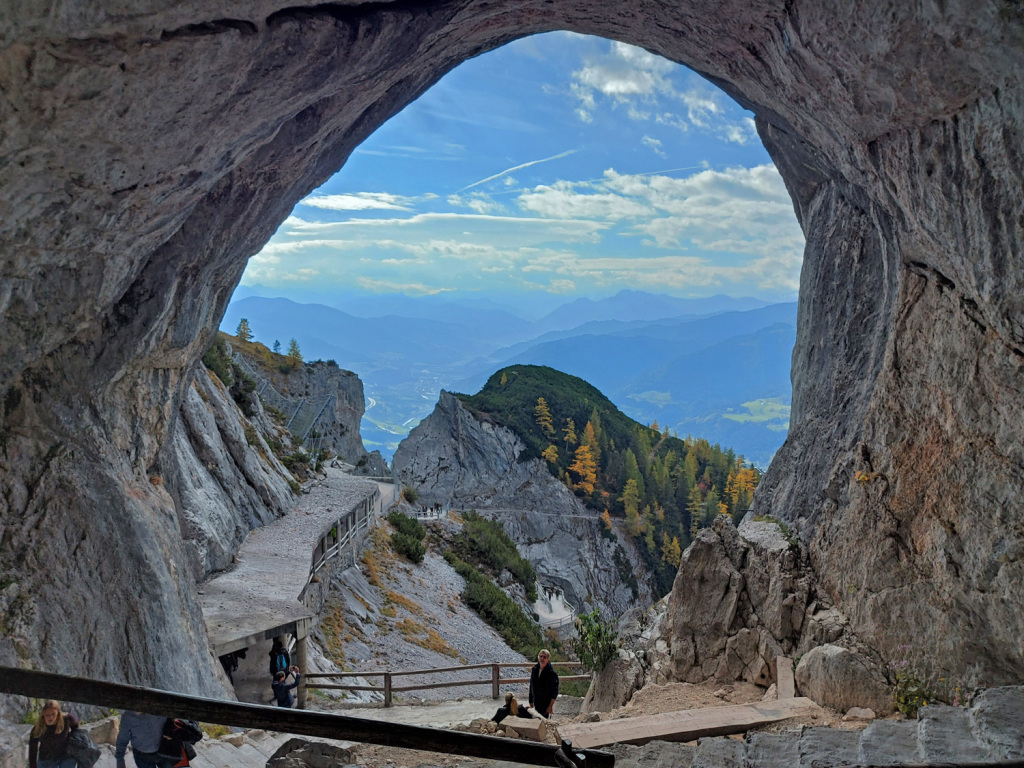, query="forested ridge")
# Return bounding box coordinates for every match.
[457,365,760,596]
